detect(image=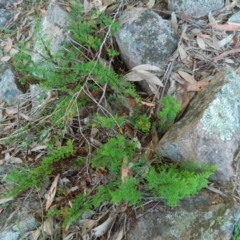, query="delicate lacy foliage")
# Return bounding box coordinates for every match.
[131,114,151,133]
[94,115,125,128]
[146,161,216,206]
[64,194,91,227]
[157,95,181,131]
[5,140,73,196]
[91,136,137,173]
[110,177,142,205]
